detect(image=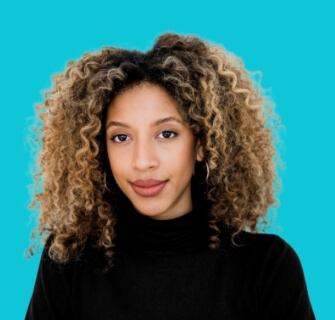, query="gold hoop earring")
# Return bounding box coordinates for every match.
[104,172,111,192]
[194,161,209,184]
[204,162,209,183]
